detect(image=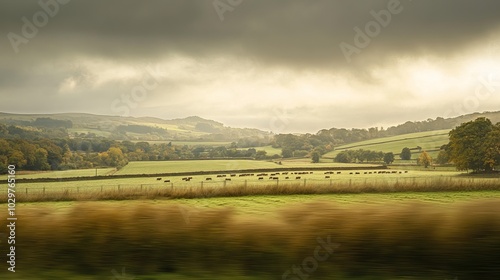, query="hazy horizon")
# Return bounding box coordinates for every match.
[2,0,500,133]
